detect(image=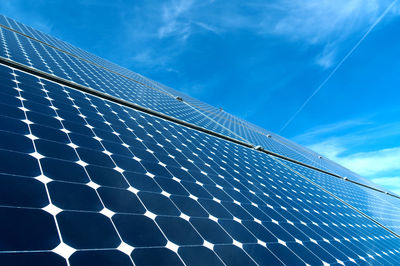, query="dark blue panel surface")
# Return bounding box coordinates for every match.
[132,248,183,266]
[0,63,399,266]
[69,250,132,266]
[41,157,89,183]
[58,211,120,249]
[113,214,167,247]
[98,187,146,214]
[48,181,103,211]
[0,173,48,208]
[0,252,66,266]
[0,207,59,251]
